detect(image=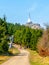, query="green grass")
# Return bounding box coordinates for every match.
[30,60,42,65]
[28,49,49,65]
